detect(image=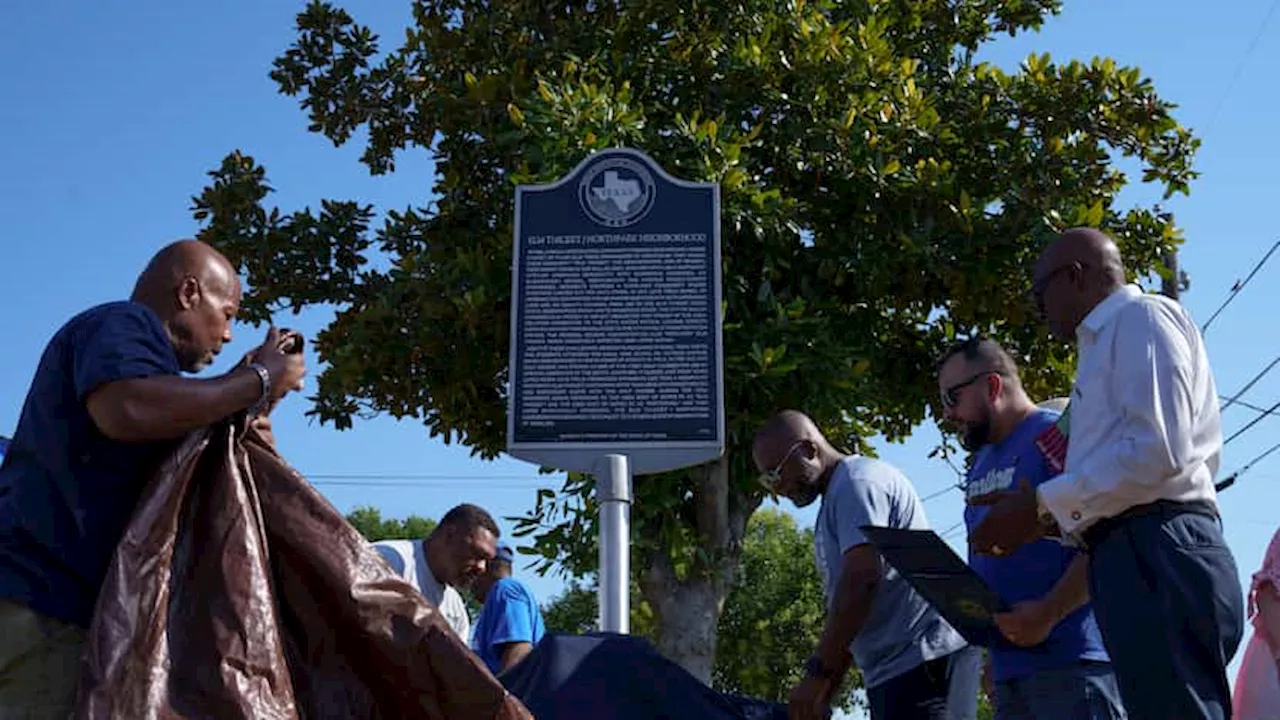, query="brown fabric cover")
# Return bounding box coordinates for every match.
[74,419,533,720]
